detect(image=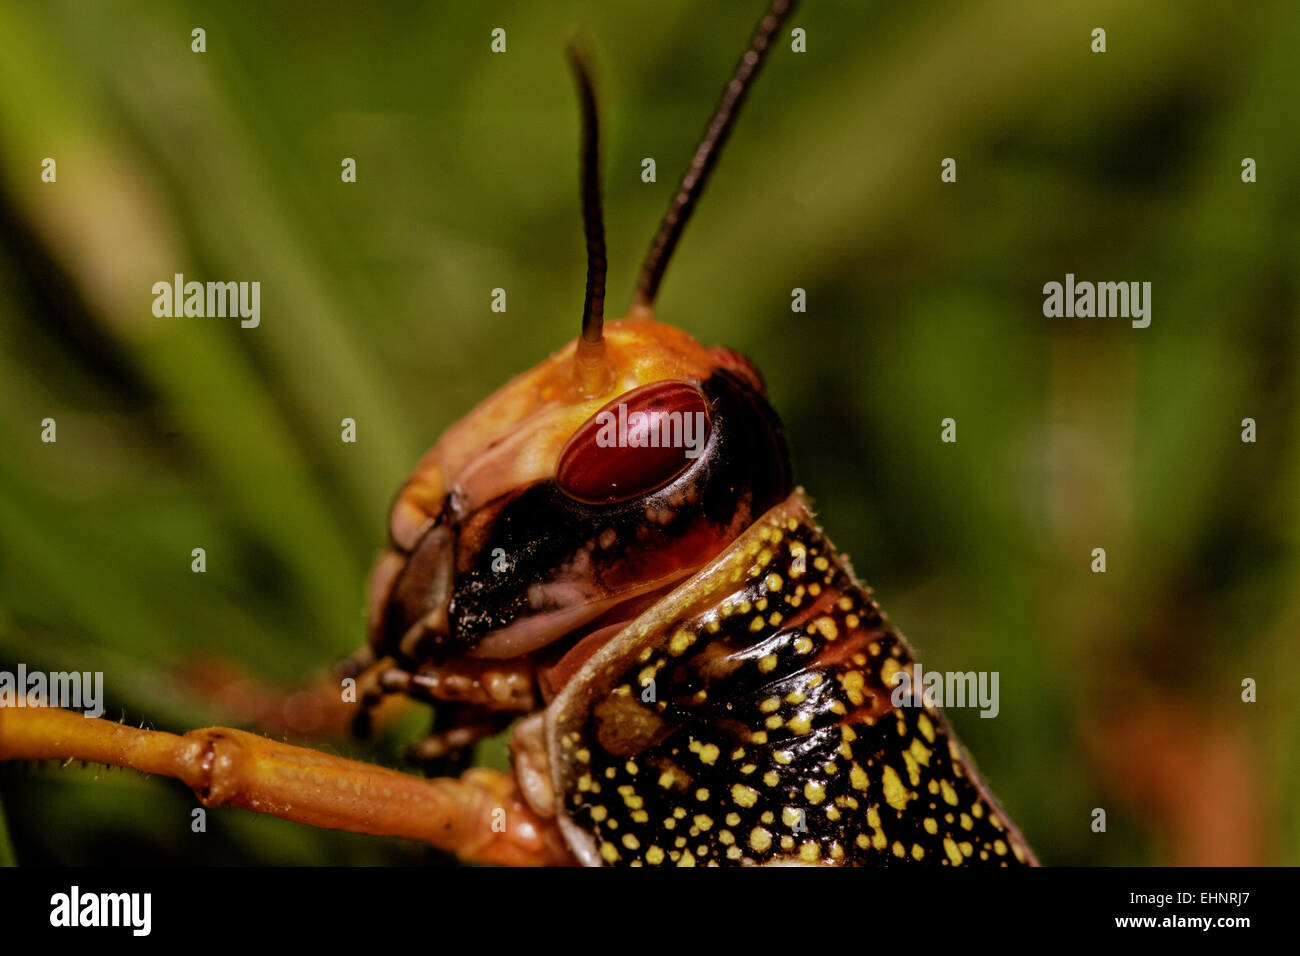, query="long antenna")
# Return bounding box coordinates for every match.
[633,0,799,311]
[568,44,607,344]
